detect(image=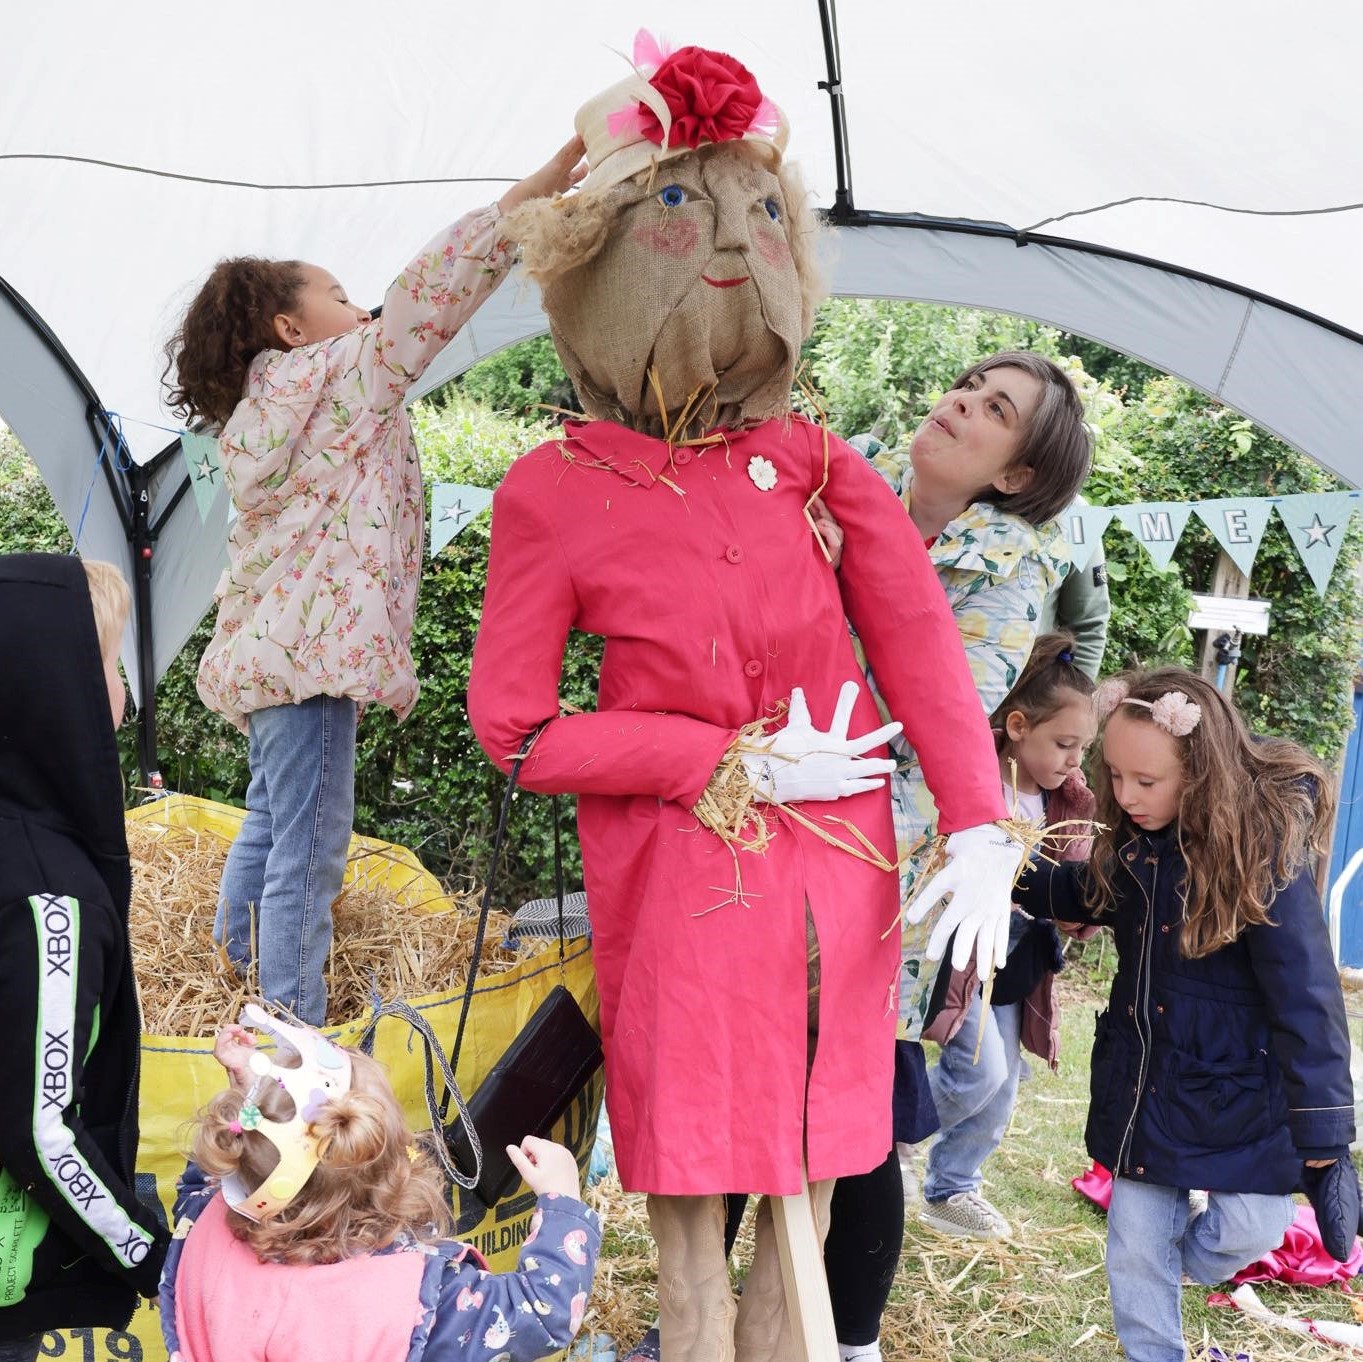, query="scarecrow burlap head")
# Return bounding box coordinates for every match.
[509,31,824,440]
